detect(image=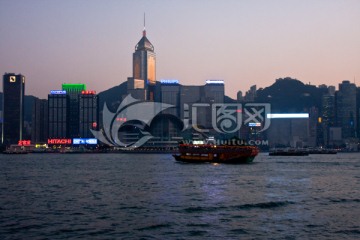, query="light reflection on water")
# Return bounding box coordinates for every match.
[0,152,359,239]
